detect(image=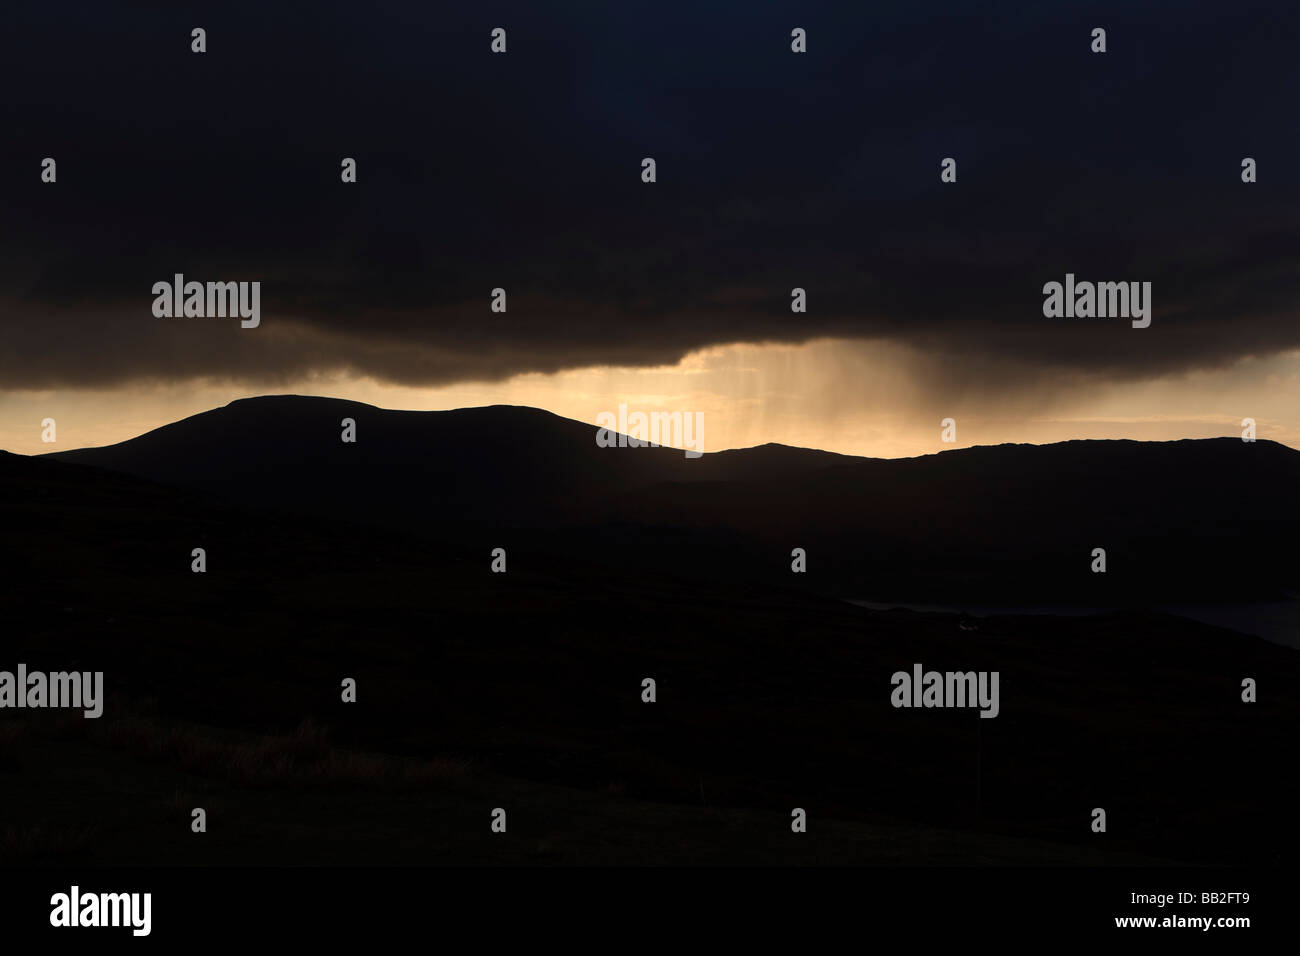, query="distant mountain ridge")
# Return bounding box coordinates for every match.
[36,395,1300,603]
